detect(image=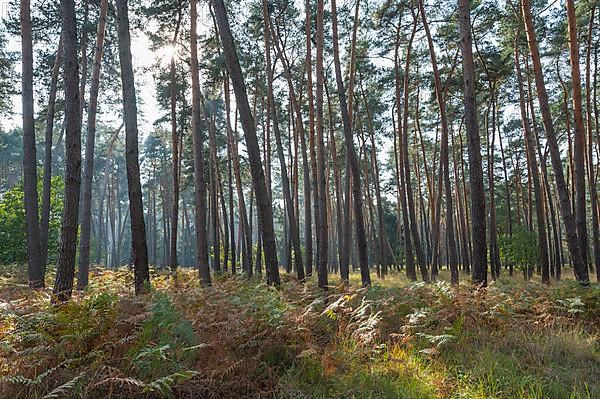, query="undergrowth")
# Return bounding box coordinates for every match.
[0,265,598,398]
